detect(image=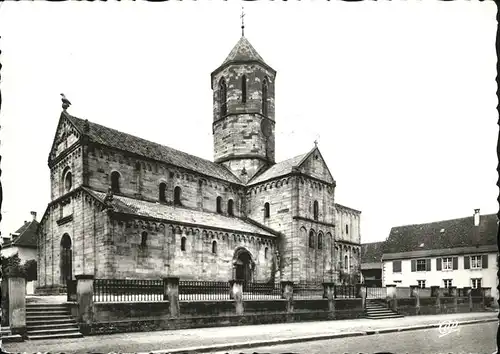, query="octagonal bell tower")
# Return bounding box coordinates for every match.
[211,34,277,183]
